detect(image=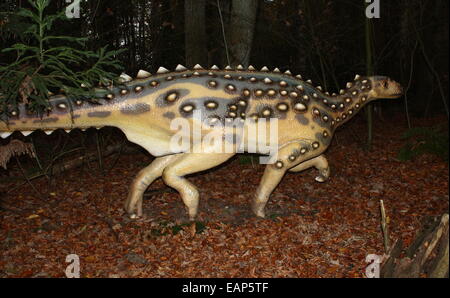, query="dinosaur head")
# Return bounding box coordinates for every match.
[368,76,403,99]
